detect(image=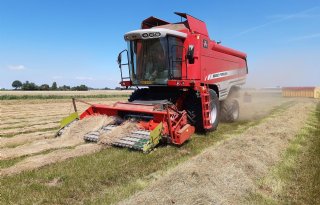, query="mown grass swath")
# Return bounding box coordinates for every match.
[0,127,60,138]
[247,102,320,205]
[0,102,292,204]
